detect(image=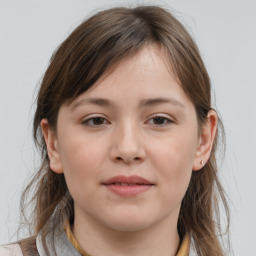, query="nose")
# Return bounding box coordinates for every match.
[110,122,146,165]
